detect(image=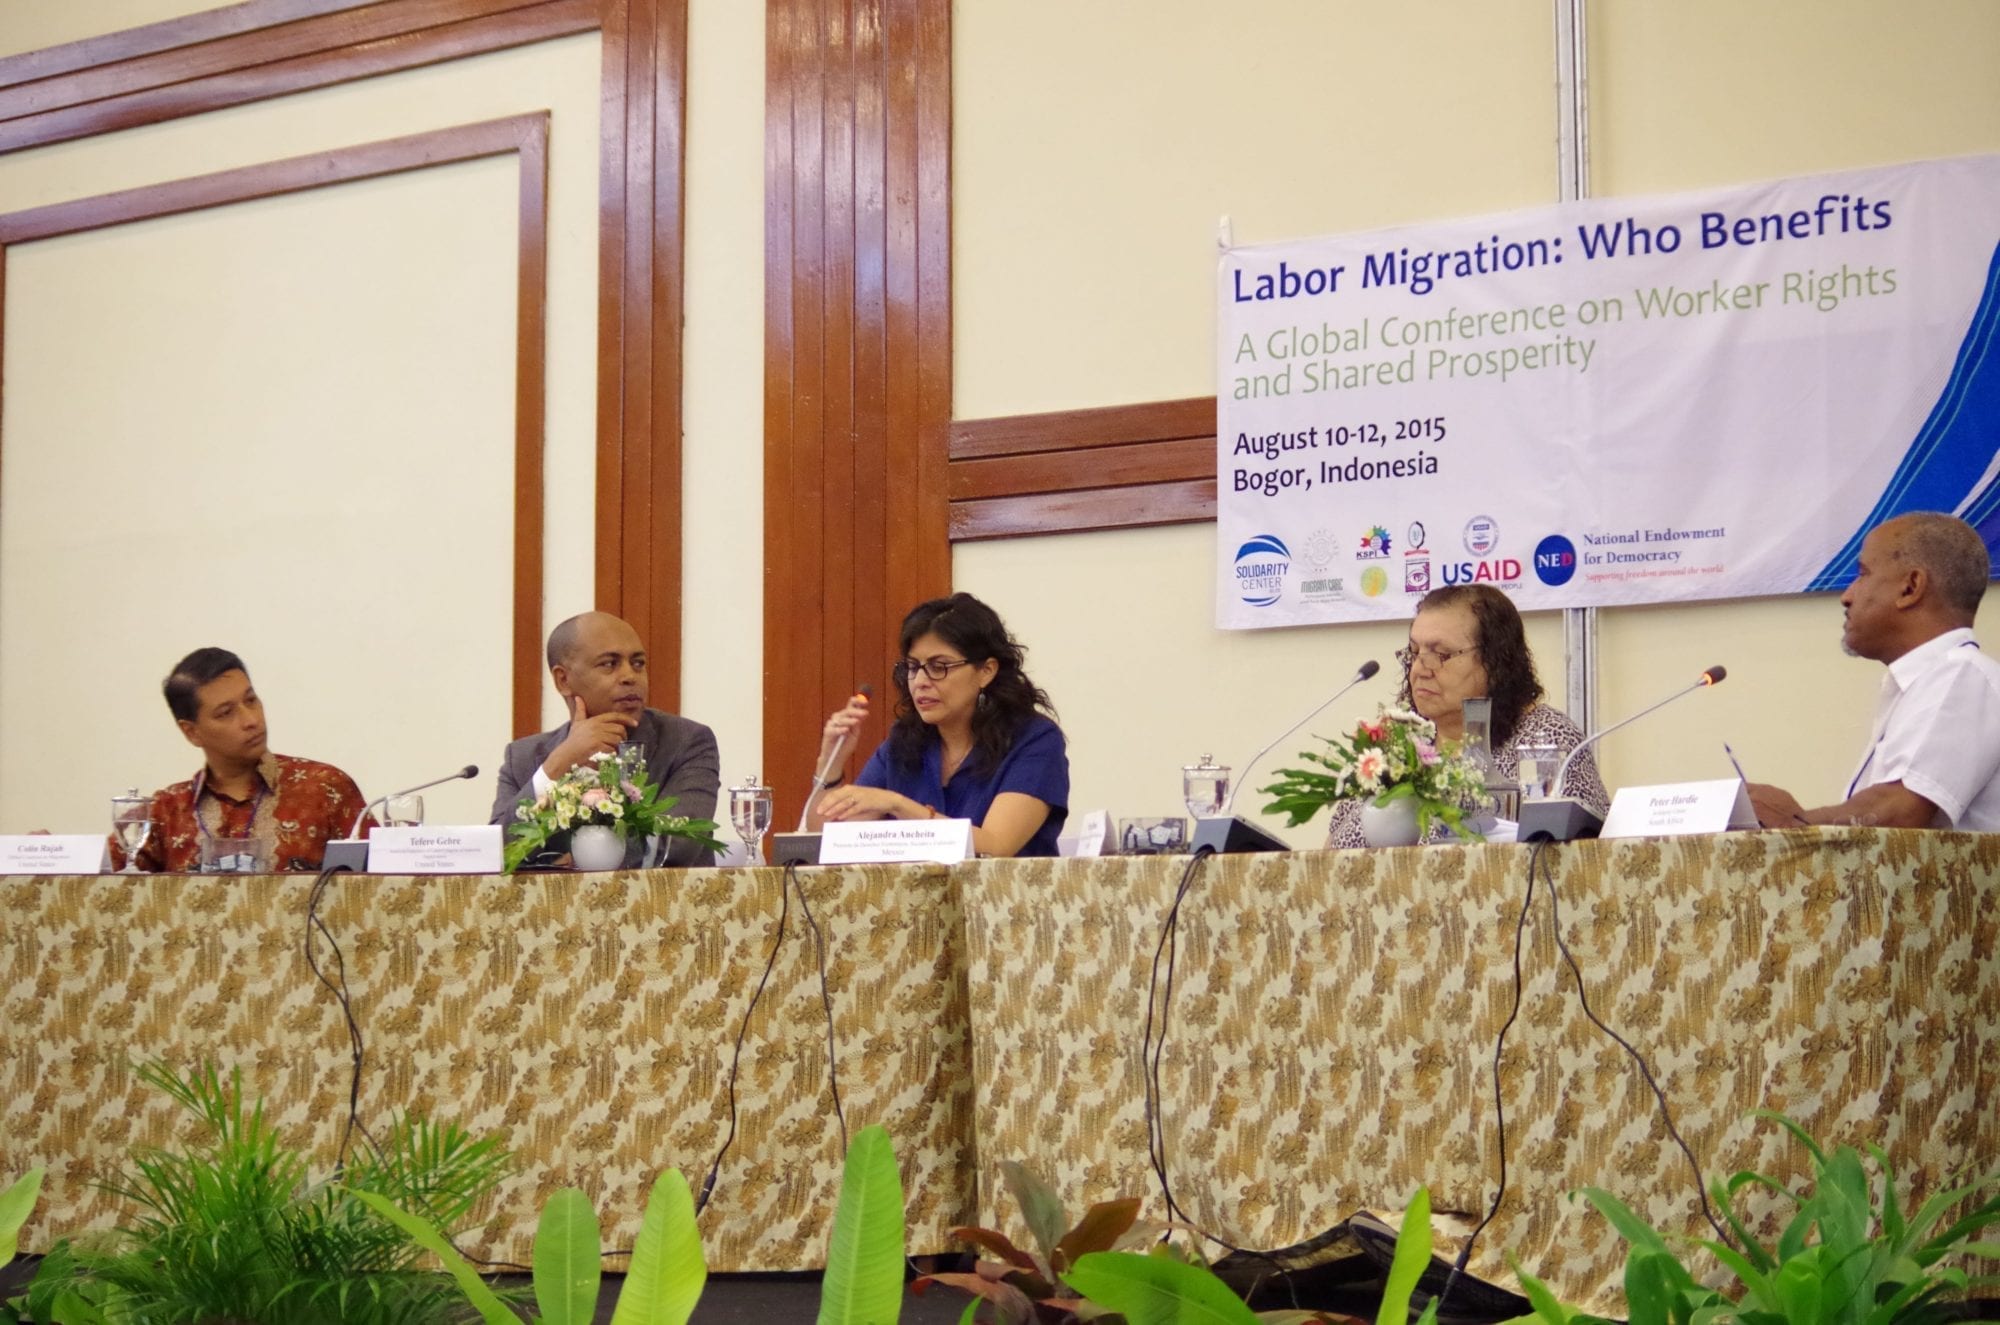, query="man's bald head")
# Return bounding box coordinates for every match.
[547,612,632,669]
[546,612,649,719]
[1879,513,1989,620]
